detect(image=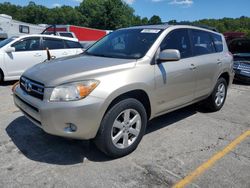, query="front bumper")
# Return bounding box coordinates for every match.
[14,85,105,140]
[234,70,250,83]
